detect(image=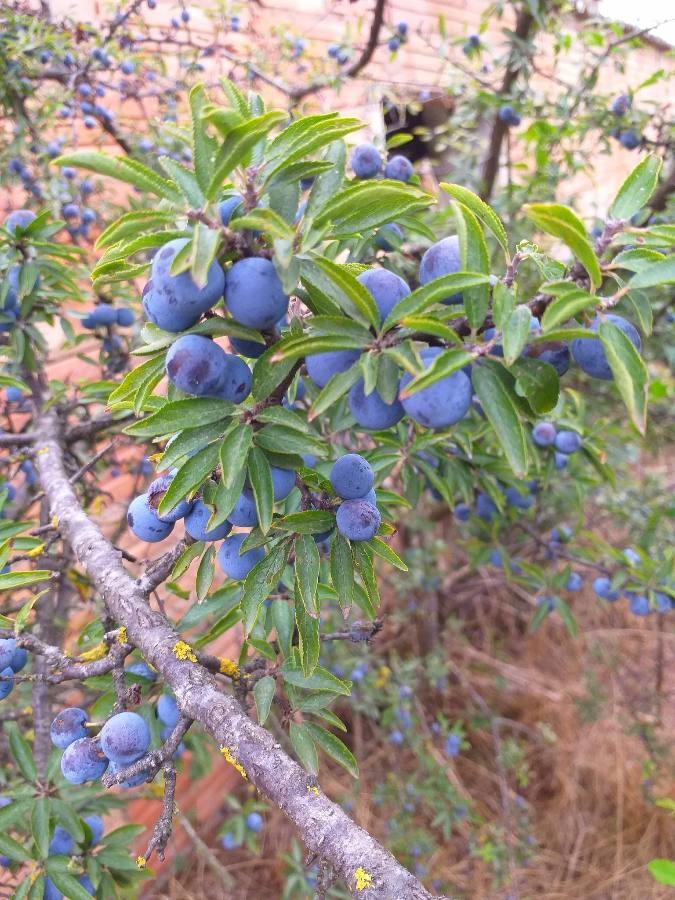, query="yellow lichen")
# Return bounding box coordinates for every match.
[219,657,240,678]
[374,665,391,689]
[136,856,146,869]
[354,867,373,890]
[173,640,197,662]
[78,642,108,662]
[117,627,128,644]
[219,745,247,780]
[25,544,45,558]
[51,515,59,528]
[307,785,320,796]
